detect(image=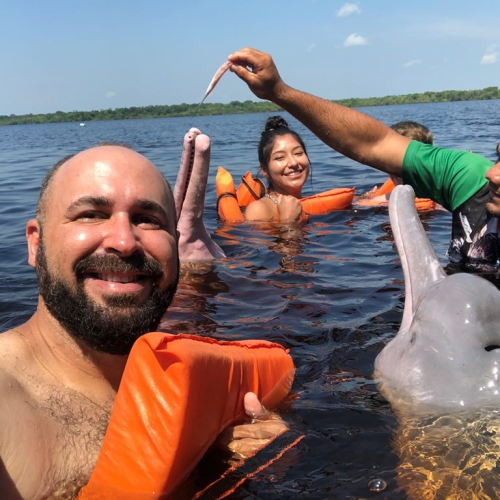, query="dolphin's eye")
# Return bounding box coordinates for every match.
[484,344,500,352]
